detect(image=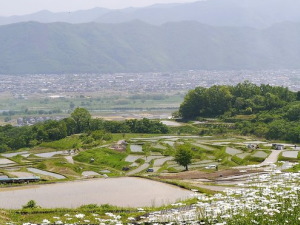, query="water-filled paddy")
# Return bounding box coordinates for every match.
[225,147,242,155]
[34,151,65,158]
[0,177,192,209]
[252,151,268,158]
[282,151,298,158]
[27,168,66,179]
[130,145,143,152]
